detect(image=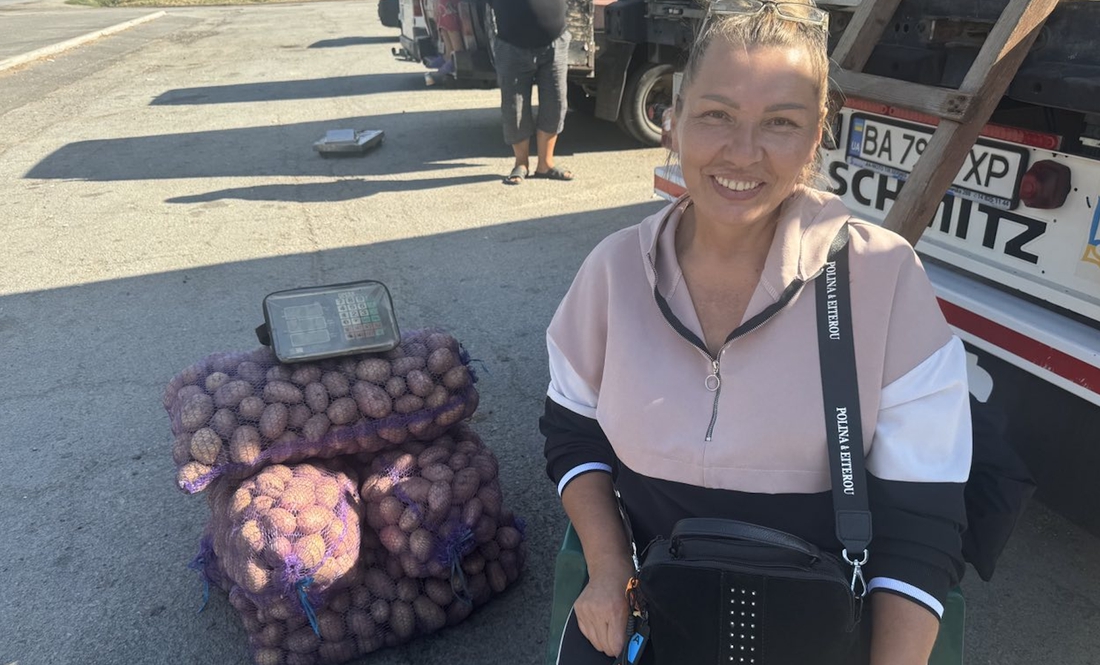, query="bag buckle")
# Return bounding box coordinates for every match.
[842,548,869,598]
